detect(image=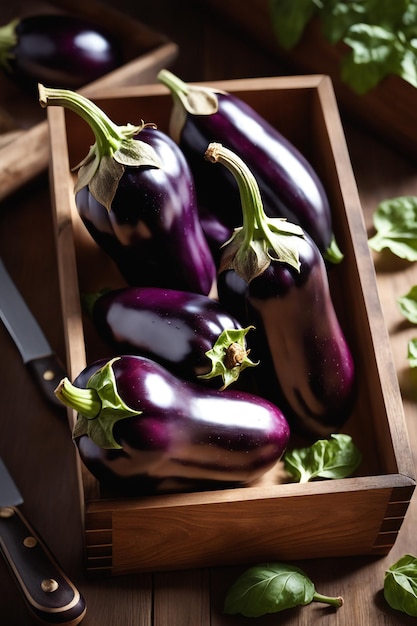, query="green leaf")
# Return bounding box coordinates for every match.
[397,286,417,323]
[269,0,319,50]
[384,554,417,617]
[341,24,402,94]
[224,563,315,616]
[283,433,362,483]
[321,1,367,44]
[224,562,343,616]
[407,338,417,368]
[368,196,417,260]
[269,1,417,92]
[198,326,259,390]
